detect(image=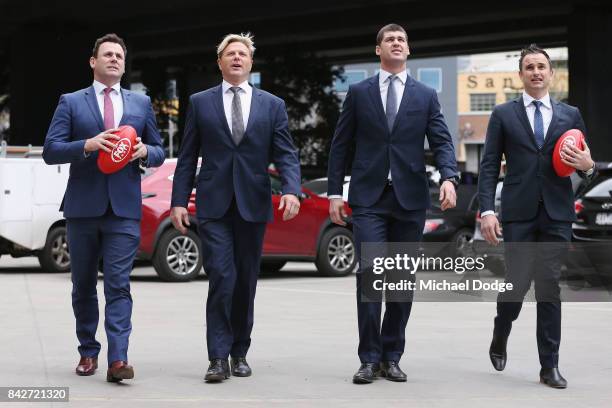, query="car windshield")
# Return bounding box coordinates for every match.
[302,179,327,195]
[584,175,612,198]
